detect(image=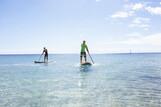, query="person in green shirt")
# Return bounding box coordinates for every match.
[80,40,89,64]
